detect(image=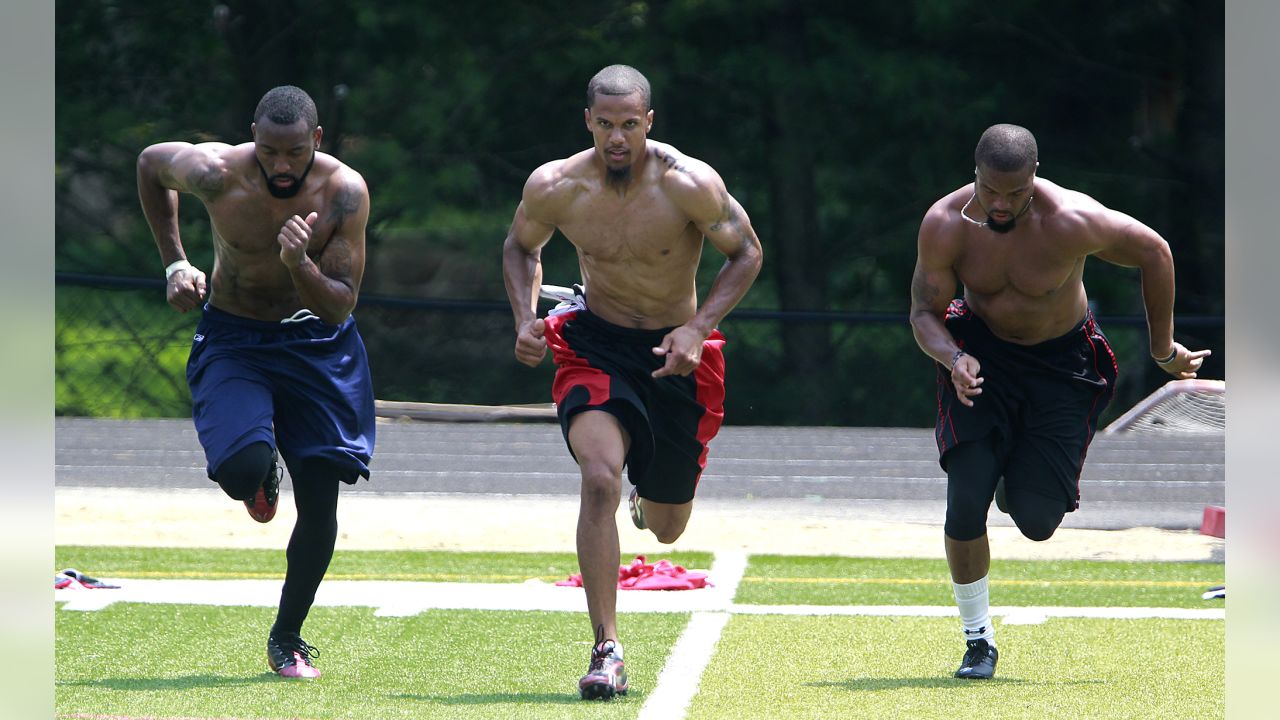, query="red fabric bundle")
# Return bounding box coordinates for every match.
[556,555,711,590]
